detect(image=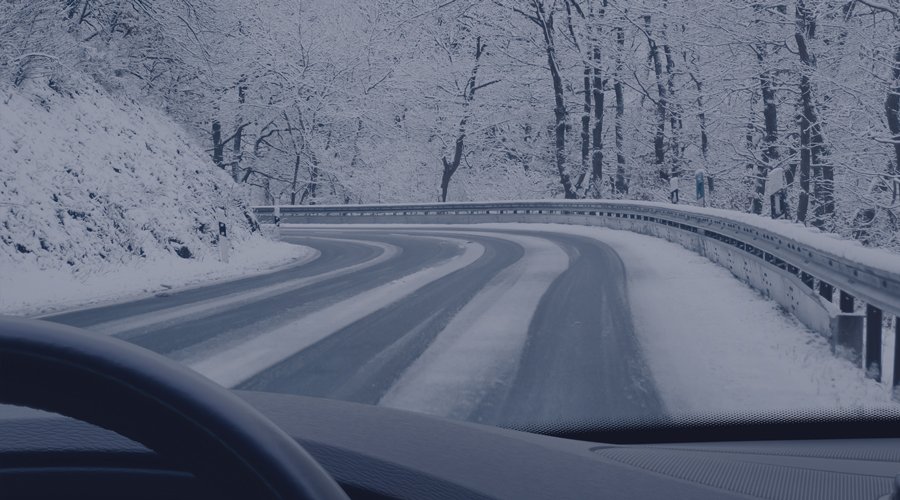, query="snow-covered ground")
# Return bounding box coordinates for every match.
[282,200,900,274]
[189,236,484,387]
[484,223,898,411]
[302,223,897,412]
[523,224,896,411]
[380,233,569,419]
[84,238,395,337]
[0,78,311,316]
[1,237,313,317]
